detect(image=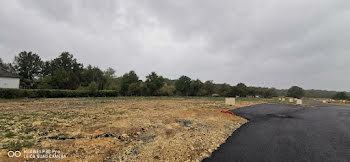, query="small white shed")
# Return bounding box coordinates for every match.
[0,68,20,89]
